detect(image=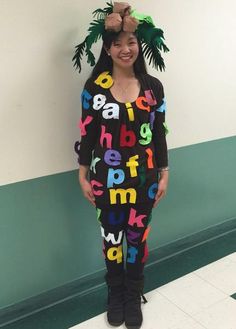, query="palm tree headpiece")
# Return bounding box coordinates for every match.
[72,1,169,72]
